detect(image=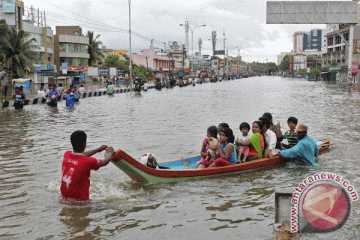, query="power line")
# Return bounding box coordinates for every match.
[35,0,165,47]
